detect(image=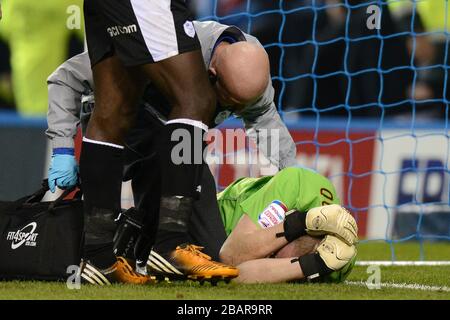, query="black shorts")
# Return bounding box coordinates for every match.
[83,0,201,67]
